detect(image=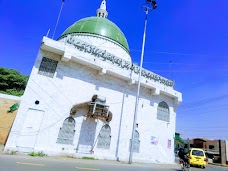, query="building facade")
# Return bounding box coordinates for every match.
[188,138,228,163]
[189,138,220,152]
[226,141,228,164]
[5,1,182,163]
